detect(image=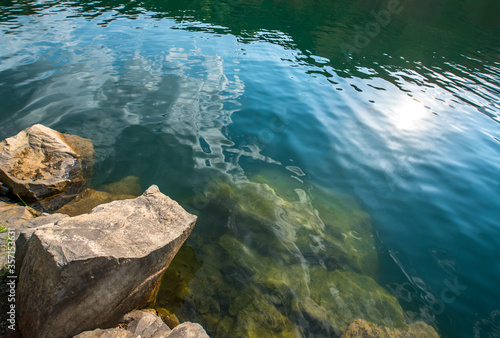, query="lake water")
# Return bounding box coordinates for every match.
[1,0,499,337]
